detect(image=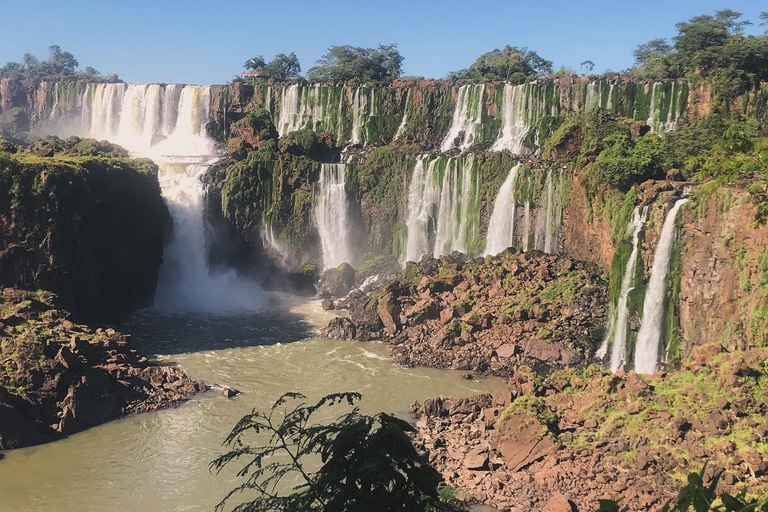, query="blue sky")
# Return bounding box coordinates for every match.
[0,0,765,85]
